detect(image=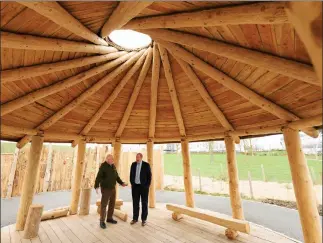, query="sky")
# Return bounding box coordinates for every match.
[109,30,151,49]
